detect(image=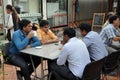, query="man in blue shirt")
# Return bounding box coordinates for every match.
[9,19,41,80]
[79,23,108,61]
